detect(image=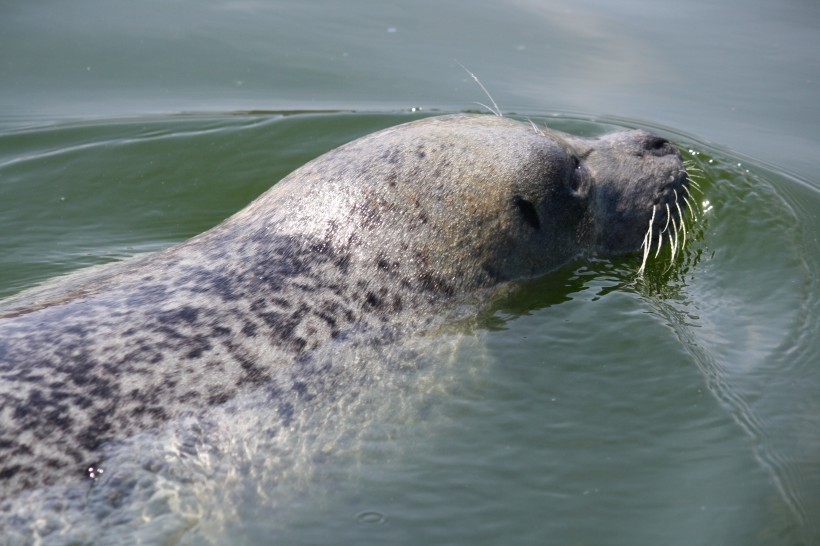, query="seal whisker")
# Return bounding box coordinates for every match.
[661,203,672,233]
[640,230,650,252]
[683,159,704,172]
[654,229,663,259]
[683,195,698,222]
[680,169,697,185]
[527,118,546,136]
[662,233,678,274]
[640,228,651,255]
[674,192,684,227]
[638,205,657,275]
[456,61,502,117]
[640,206,655,251]
[686,182,703,196]
[673,189,684,261]
[683,193,694,214]
[669,215,679,263]
[687,175,705,187]
[681,184,691,201]
[682,194,693,217]
[474,101,500,116]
